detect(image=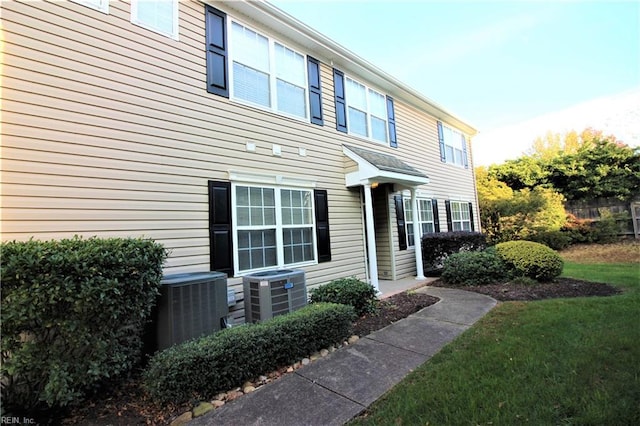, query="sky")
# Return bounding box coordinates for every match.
[269,0,640,165]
